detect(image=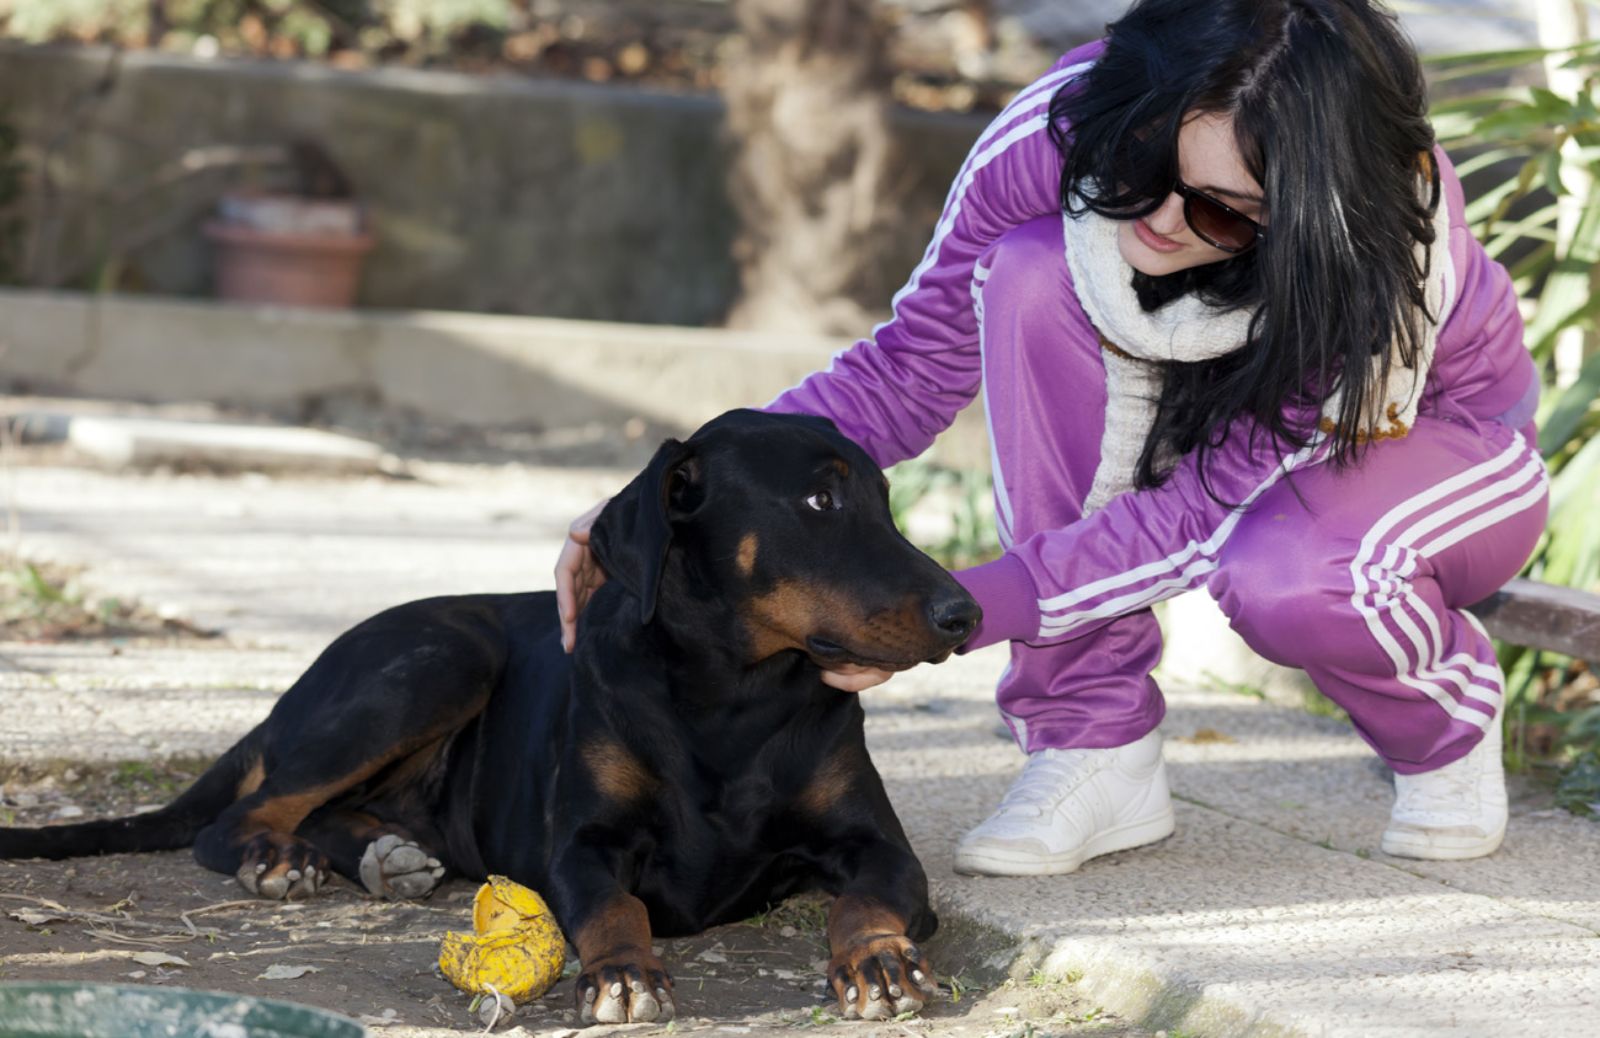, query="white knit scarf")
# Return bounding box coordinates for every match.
[1061,197,1454,514]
